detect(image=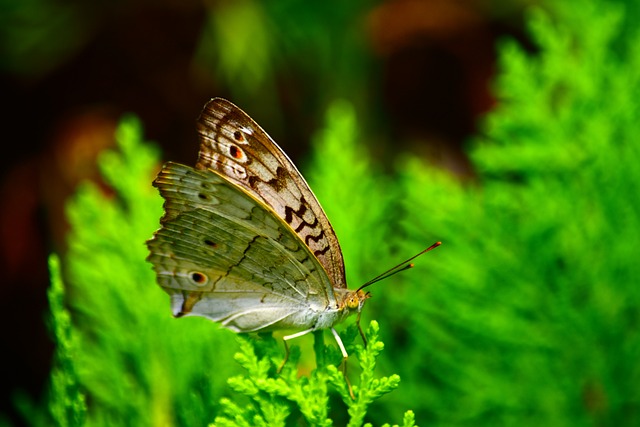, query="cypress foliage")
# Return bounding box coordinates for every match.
[390,4,640,426]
